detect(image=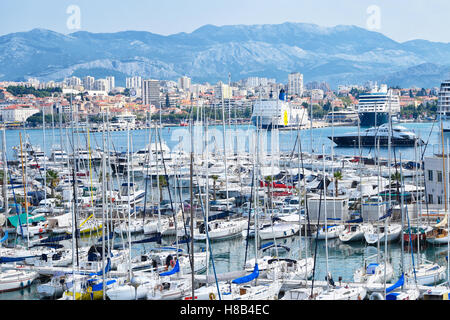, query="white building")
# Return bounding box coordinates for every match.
[178,76,191,91]
[215,82,232,99]
[424,156,447,207]
[126,76,142,89]
[106,76,115,92]
[288,72,304,96]
[83,76,95,90]
[311,89,324,100]
[65,76,82,87]
[1,105,40,123]
[438,80,450,132]
[94,79,108,92]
